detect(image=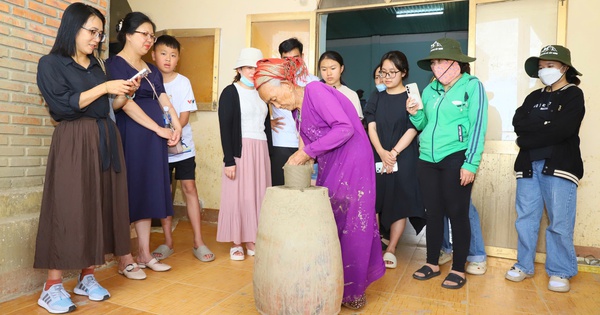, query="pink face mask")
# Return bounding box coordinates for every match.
[432,60,461,86]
